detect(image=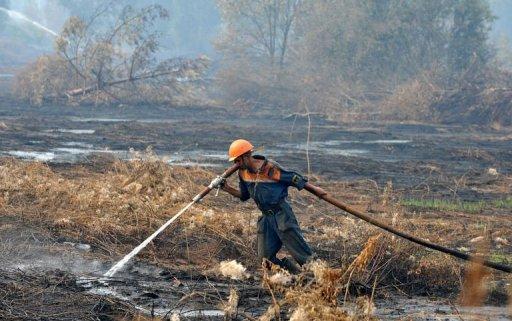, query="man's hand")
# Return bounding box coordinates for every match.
[209,176,226,189]
[219,177,226,188]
